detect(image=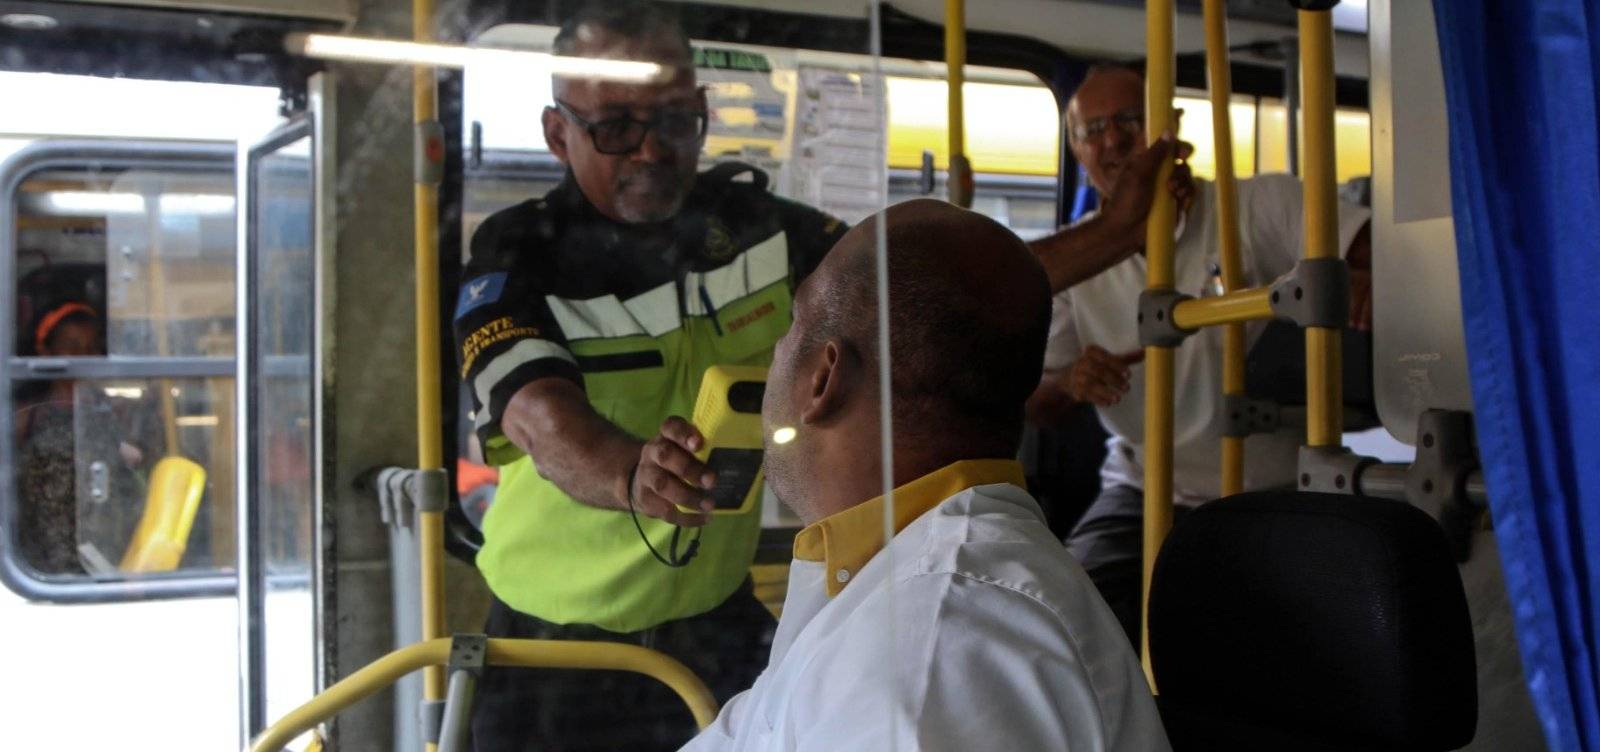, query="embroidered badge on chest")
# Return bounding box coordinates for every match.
[704,218,737,263]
